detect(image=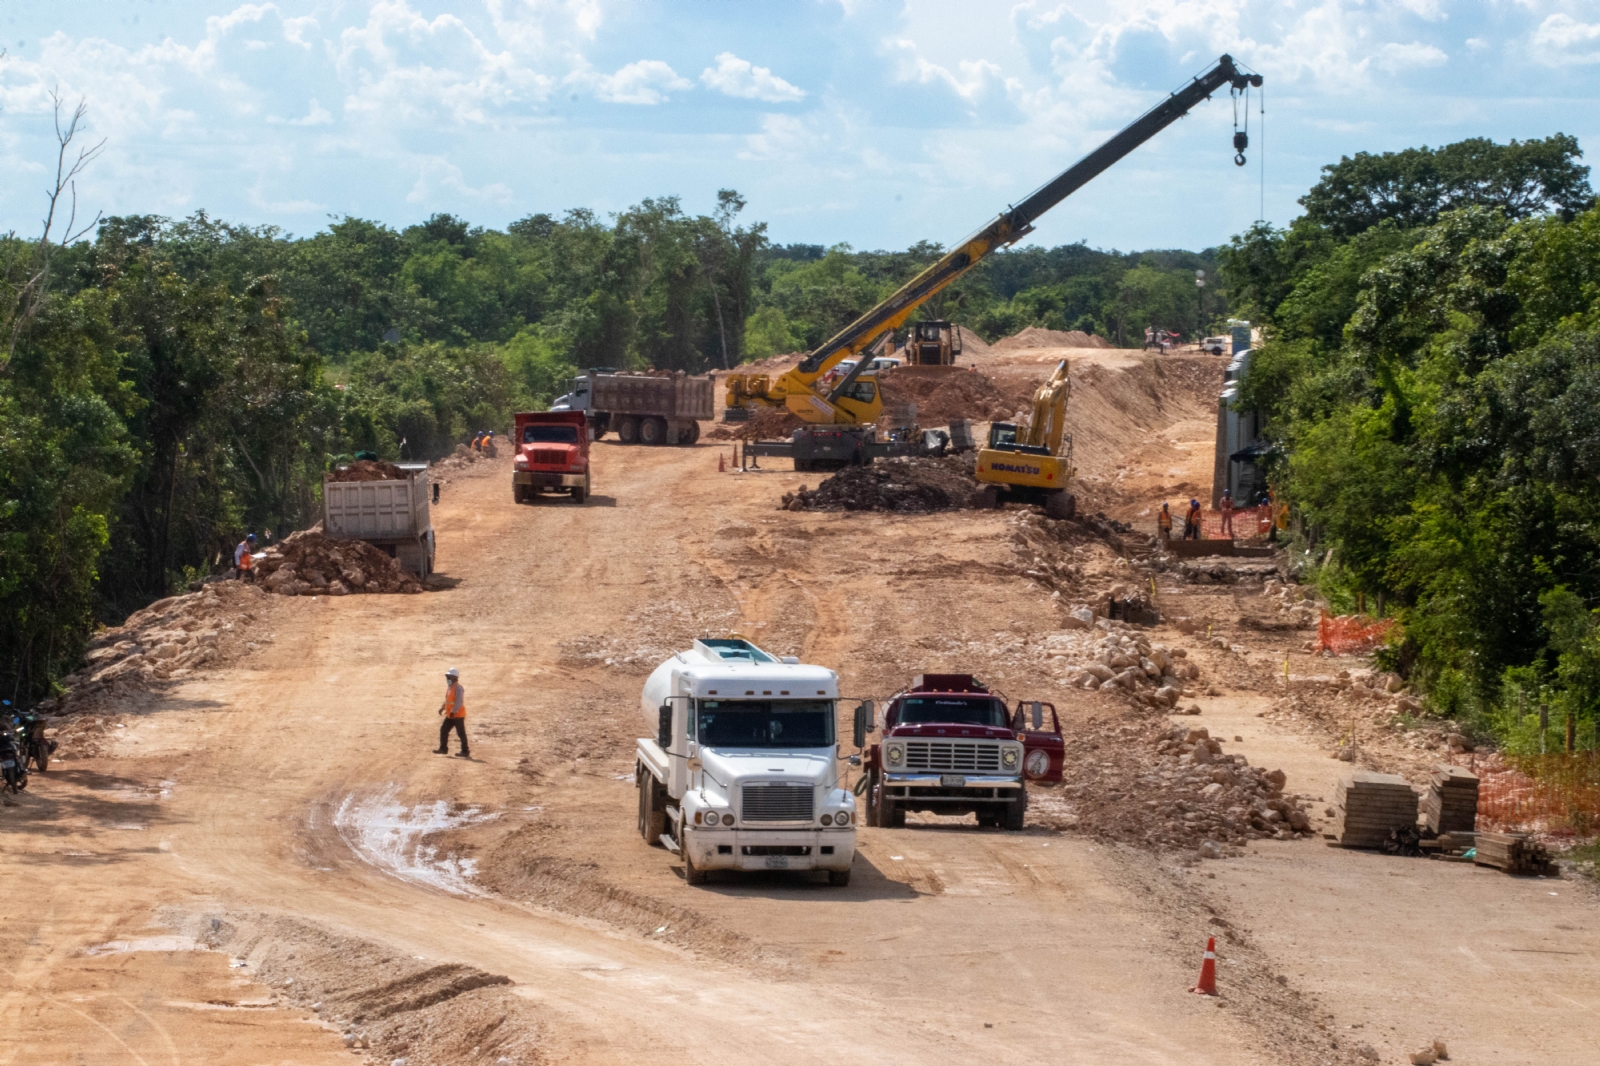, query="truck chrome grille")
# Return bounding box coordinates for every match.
[529,449,567,466]
[741,784,814,822]
[903,741,1002,773]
